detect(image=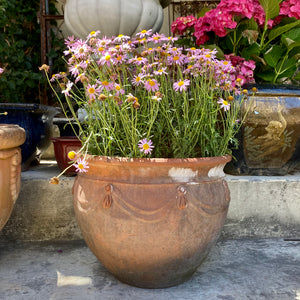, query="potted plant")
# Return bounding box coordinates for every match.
[41,30,252,288]
[172,0,300,175]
